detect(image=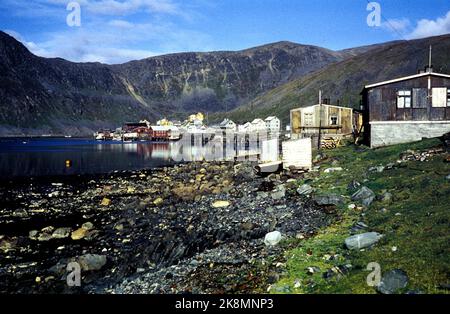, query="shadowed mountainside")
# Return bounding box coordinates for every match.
[218,34,450,126]
[0,31,359,136]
